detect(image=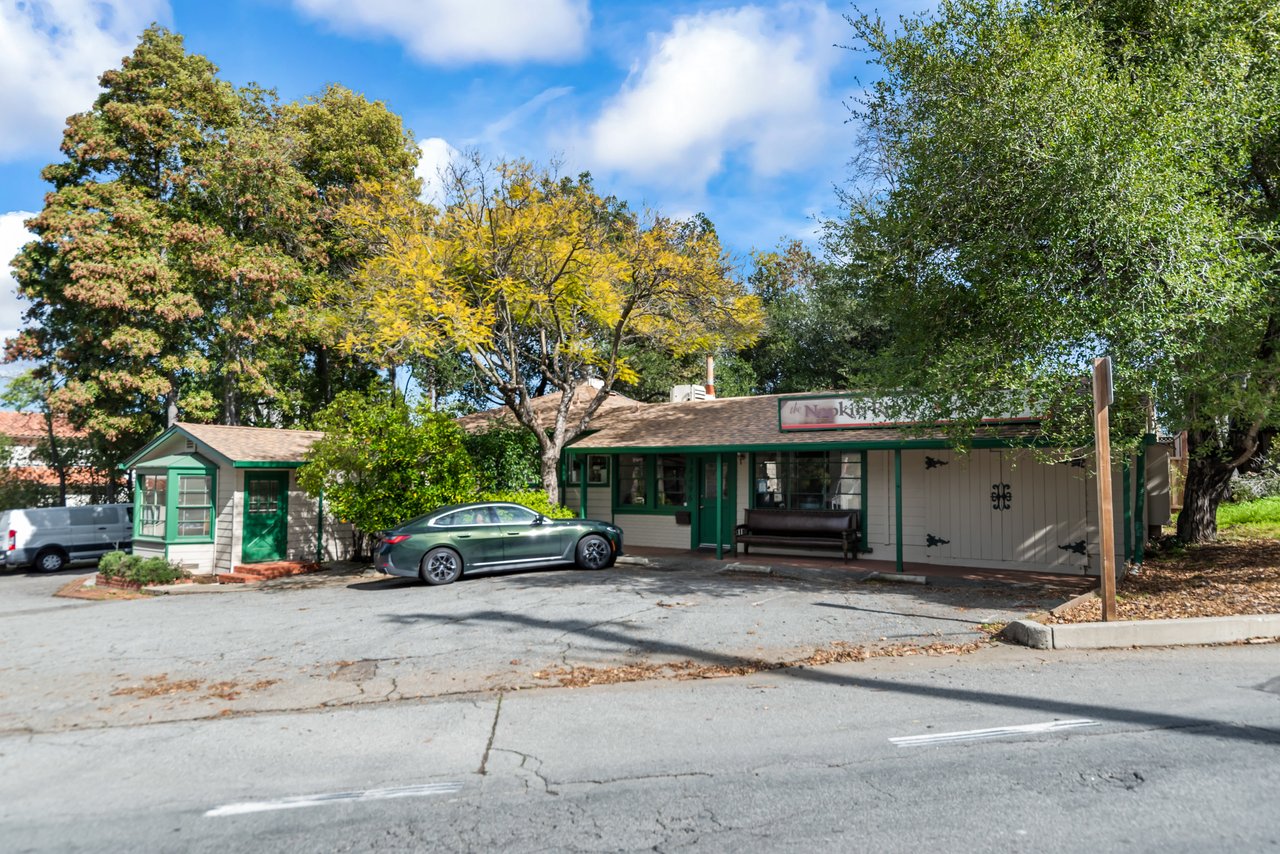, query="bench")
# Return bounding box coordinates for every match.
[734,508,860,561]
